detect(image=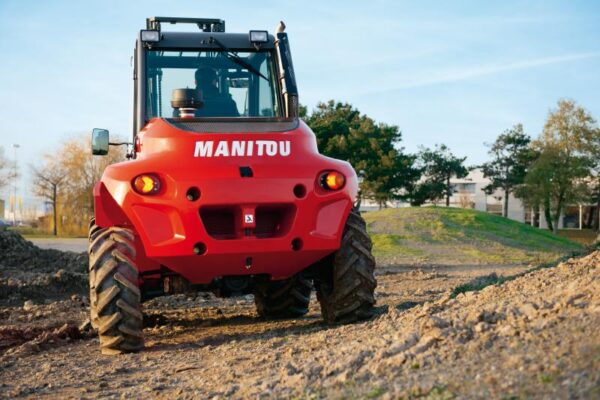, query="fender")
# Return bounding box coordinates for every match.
[93,182,130,228]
